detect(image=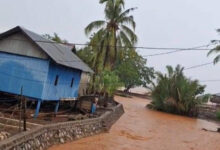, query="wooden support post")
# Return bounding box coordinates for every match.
[54,101,60,117]
[19,86,23,132]
[23,97,27,131]
[34,100,41,118]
